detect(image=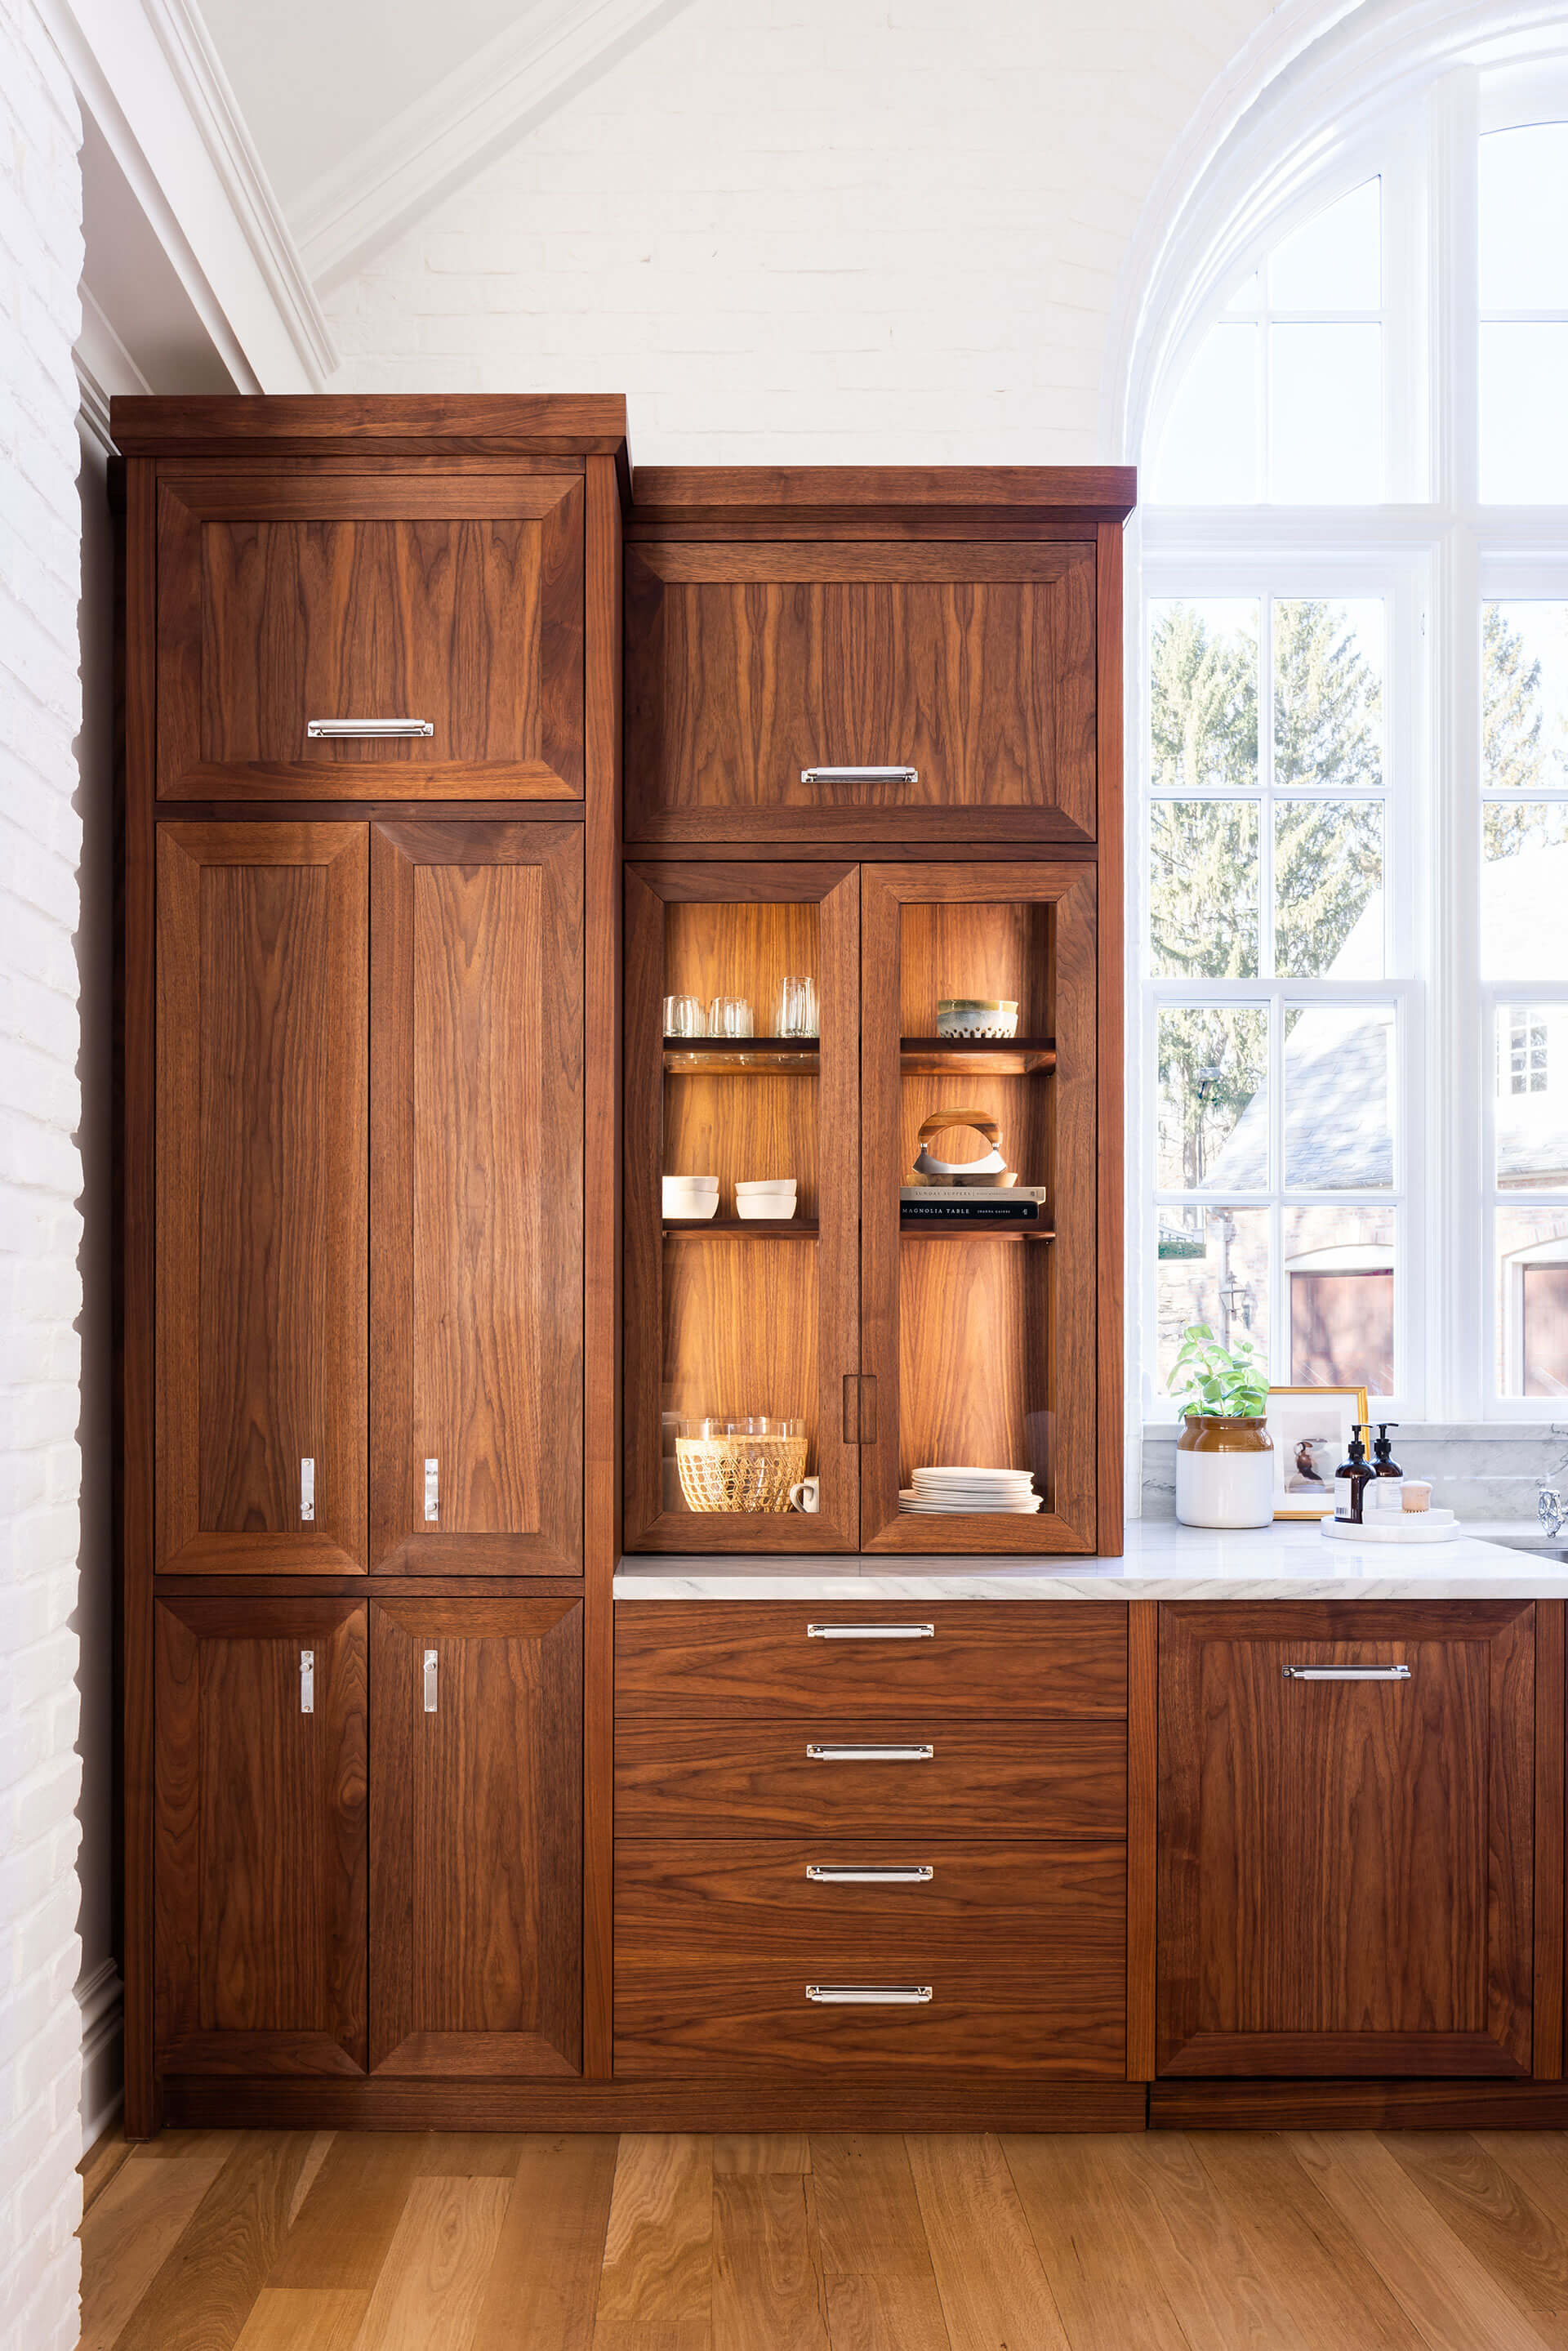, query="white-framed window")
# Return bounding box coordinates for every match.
[1136,49,1568,1426]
